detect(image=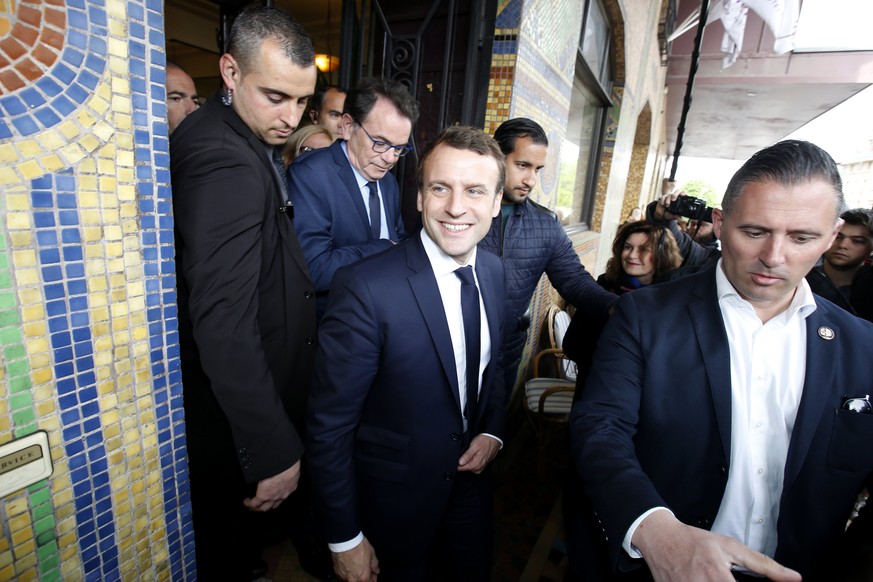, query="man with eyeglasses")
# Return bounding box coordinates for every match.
[290,76,419,316]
